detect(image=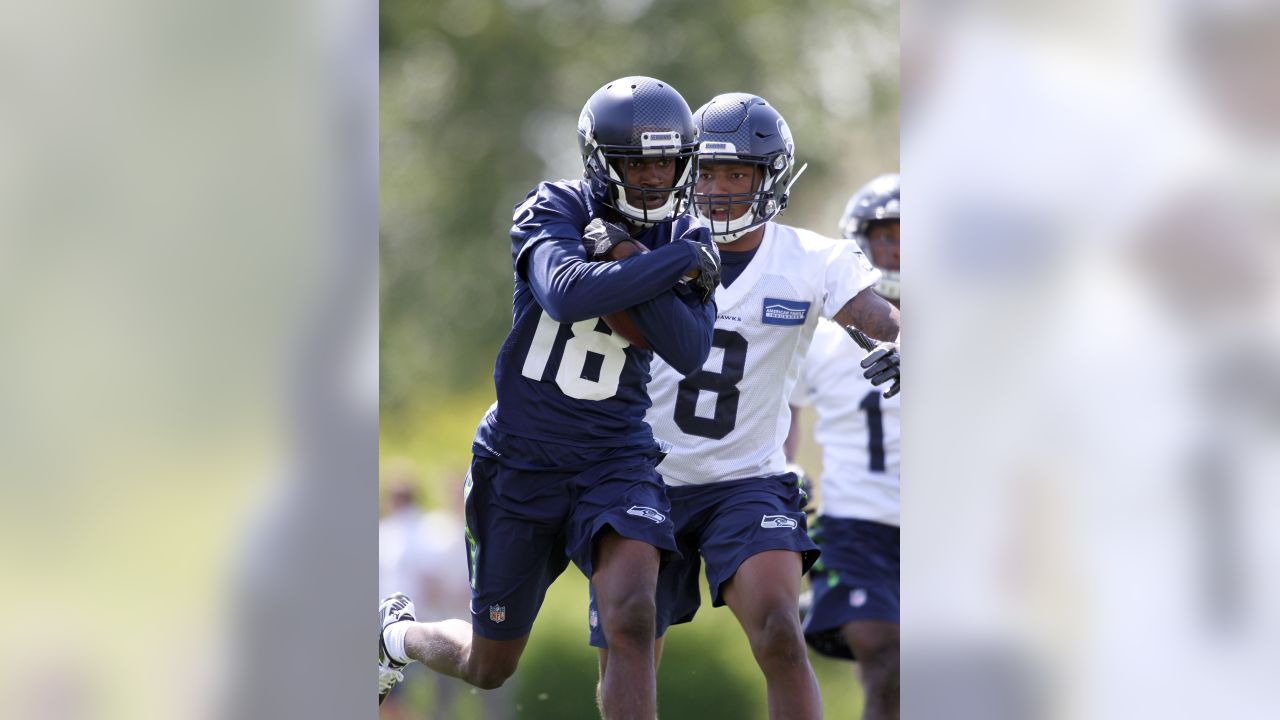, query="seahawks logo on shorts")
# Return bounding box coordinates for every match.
[627,506,666,524]
[760,514,798,529]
